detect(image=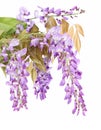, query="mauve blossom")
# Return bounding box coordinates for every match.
[0,6,86,115]
[46,25,87,115]
[54,9,61,15]
[30,38,39,47]
[15,48,27,58]
[6,55,29,110]
[19,7,30,16]
[38,6,80,23]
[70,6,78,11]
[9,39,19,47]
[34,58,52,100]
[5,39,29,110]
[16,24,24,34]
[30,37,49,50]
[26,20,35,32]
[16,7,34,32]
[49,8,54,13]
[0,47,8,62]
[39,16,45,22]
